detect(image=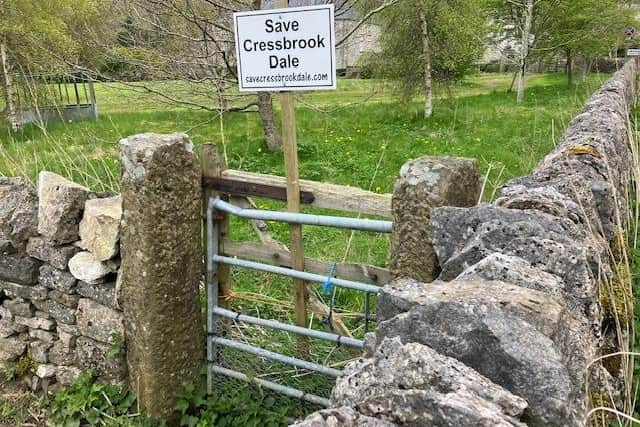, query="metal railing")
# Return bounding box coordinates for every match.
[206,197,392,406]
